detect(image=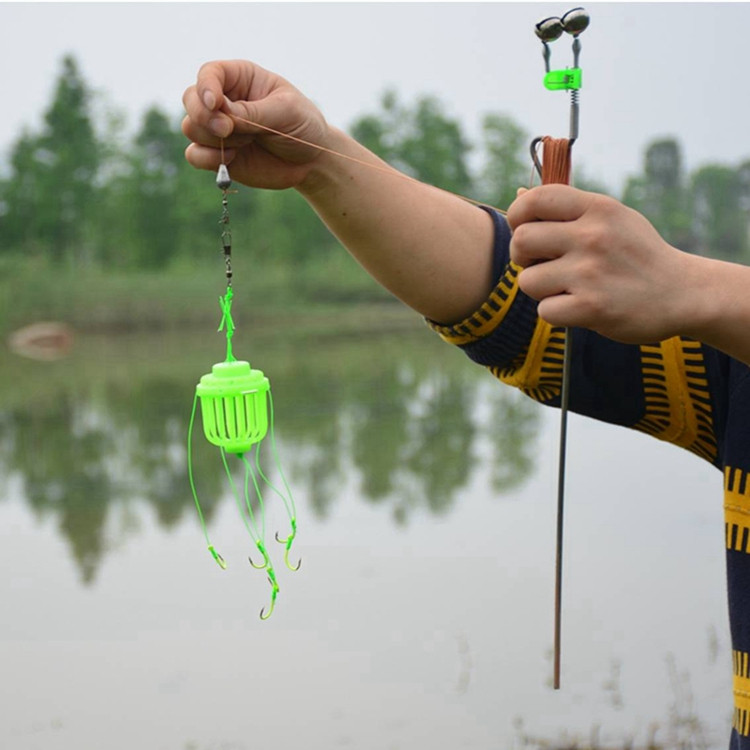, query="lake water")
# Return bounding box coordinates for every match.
[0,317,733,750]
